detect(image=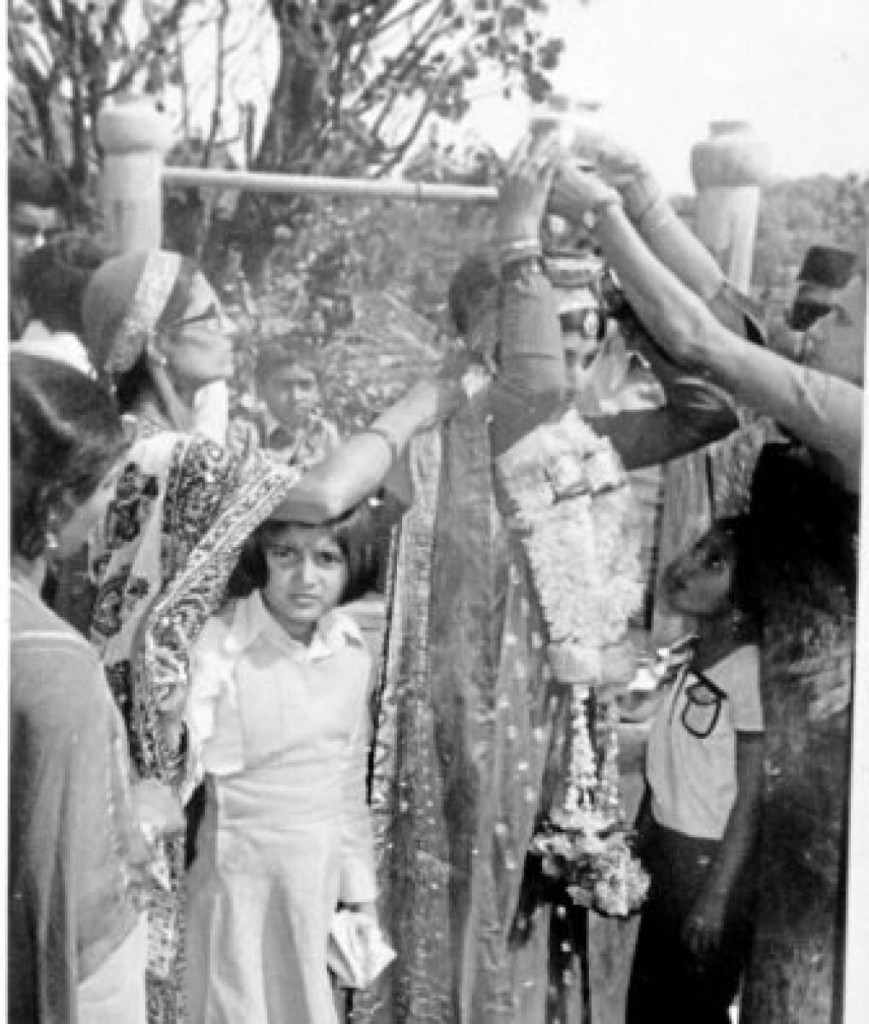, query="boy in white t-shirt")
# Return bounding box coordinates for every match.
[627,517,764,1024]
